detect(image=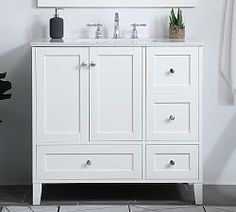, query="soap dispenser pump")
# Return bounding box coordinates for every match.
[50,8,64,39]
